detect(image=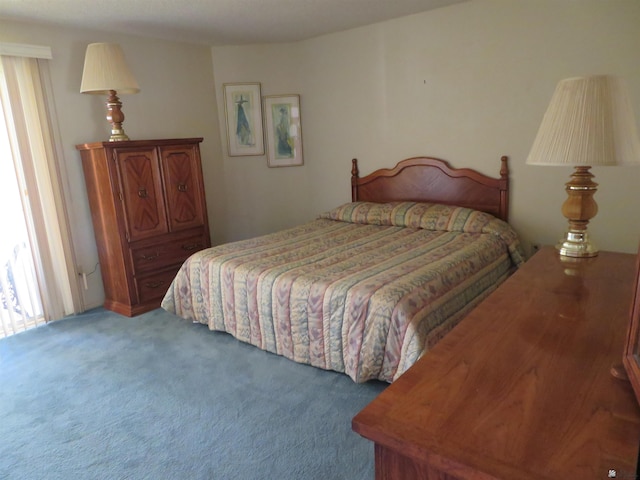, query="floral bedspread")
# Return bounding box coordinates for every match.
[162,202,524,383]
